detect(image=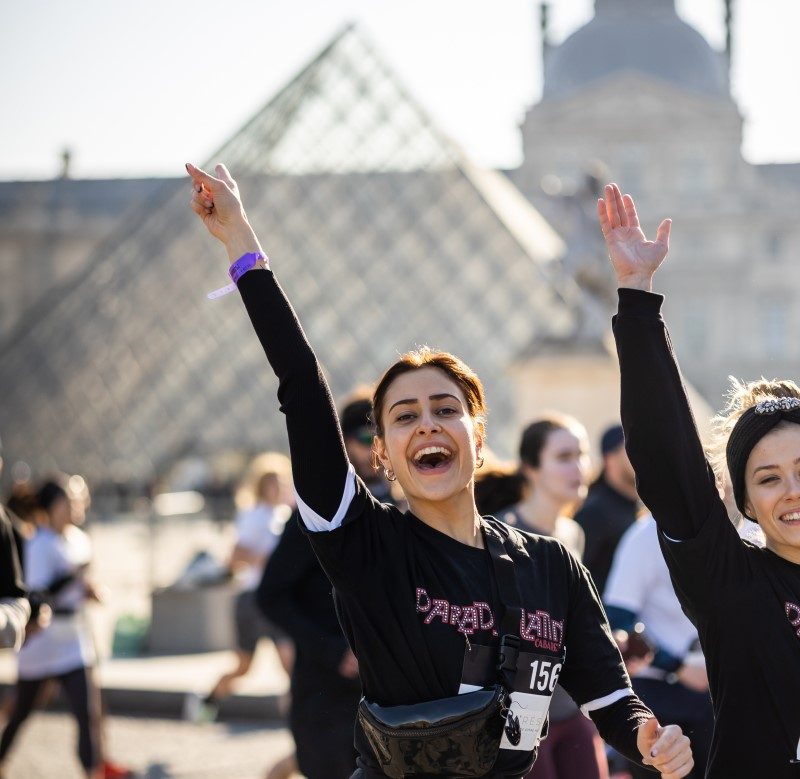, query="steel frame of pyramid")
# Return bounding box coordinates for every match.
[0,25,573,485]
